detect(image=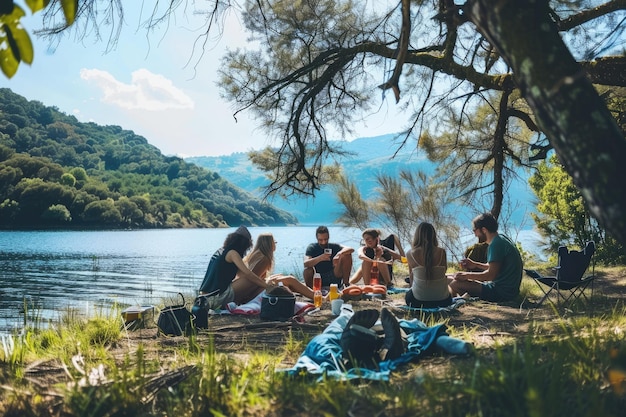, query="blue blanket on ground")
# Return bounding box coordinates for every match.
[386,289,473,313]
[398,297,470,313]
[282,305,473,380]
